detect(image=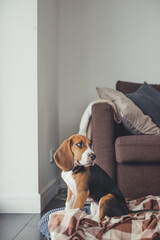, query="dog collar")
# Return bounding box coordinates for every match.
[71,161,95,173]
[72,165,84,173]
